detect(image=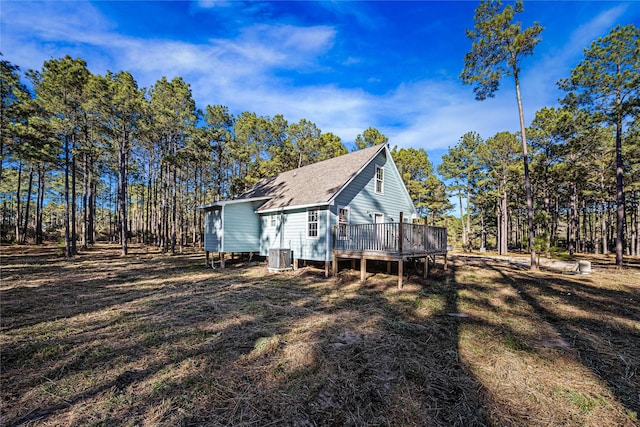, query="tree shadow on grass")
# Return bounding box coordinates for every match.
[11,248,637,425]
[1,247,495,426]
[0,244,203,332]
[476,256,639,418]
